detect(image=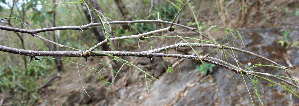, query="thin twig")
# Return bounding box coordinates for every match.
[32,34,80,51]
[84,27,170,54]
[0,20,209,38]
[0,20,211,43]
[38,75,61,91]
[169,0,191,28]
[246,71,299,89]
